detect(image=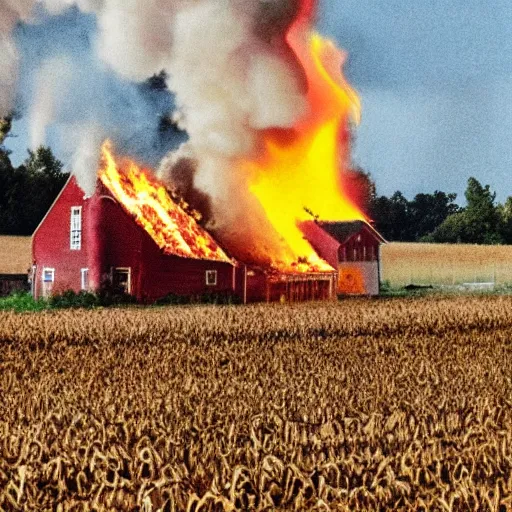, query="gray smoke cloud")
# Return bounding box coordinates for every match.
[3,0,313,251]
[0,1,34,116]
[29,54,73,148]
